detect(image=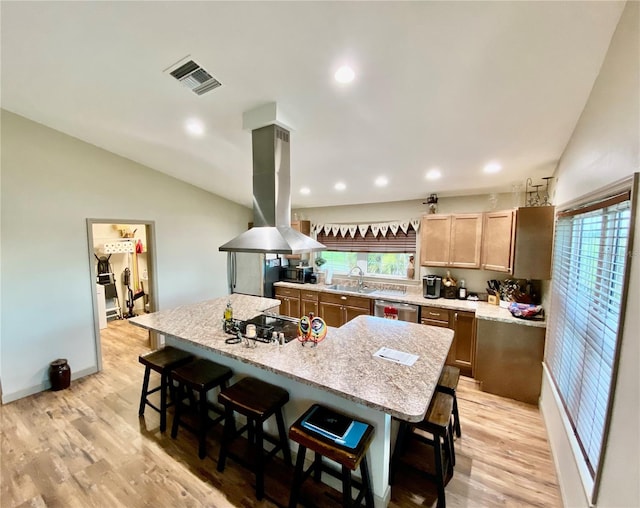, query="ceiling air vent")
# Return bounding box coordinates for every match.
[168,59,221,96]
